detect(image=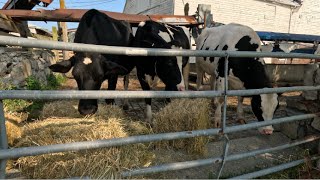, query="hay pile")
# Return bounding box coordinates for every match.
[5,112,26,146]
[153,98,211,155]
[16,101,153,179]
